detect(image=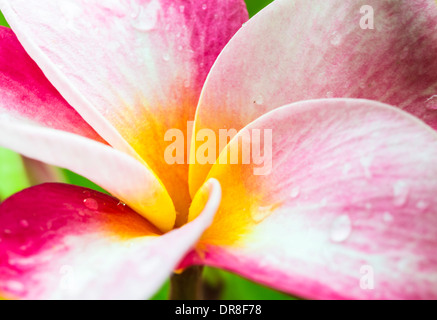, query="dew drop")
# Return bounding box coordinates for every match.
[290,187,300,199]
[6,280,24,292]
[117,201,126,207]
[202,4,208,10]
[83,198,99,211]
[425,95,437,110]
[330,32,342,46]
[3,229,11,235]
[393,180,409,207]
[342,163,352,176]
[330,215,352,243]
[20,220,29,228]
[320,198,328,207]
[251,205,275,223]
[360,156,373,179]
[130,0,160,32]
[254,94,264,105]
[383,211,393,222]
[162,53,170,61]
[179,5,185,13]
[416,200,429,211]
